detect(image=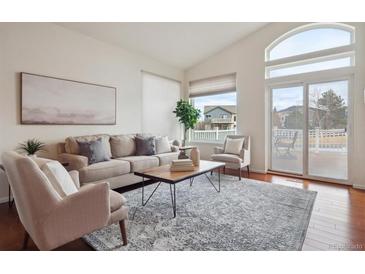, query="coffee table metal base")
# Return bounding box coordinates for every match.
[141,168,221,218]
